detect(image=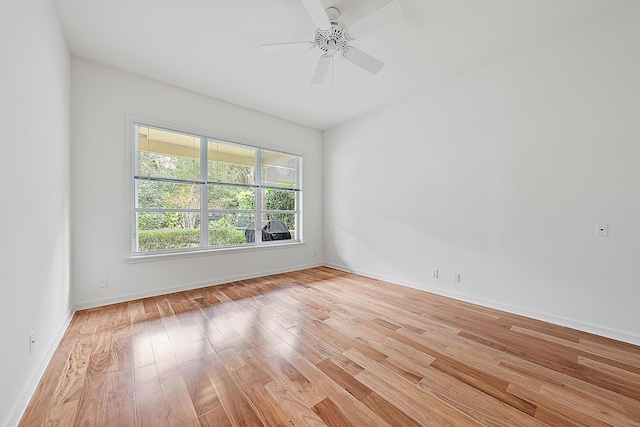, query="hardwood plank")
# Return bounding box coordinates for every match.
[577,355,640,385]
[106,368,136,426]
[378,337,436,379]
[204,362,264,427]
[538,383,638,427]
[199,406,233,427]
[231,362,289,426]
[360,392,423,427]
[155,295,175,318]
[190,337,222,367]
[508,383,618,427]
[164,316,198,365]
[266,378,327,427]
[43,400,79,427]
[312,398,355,427]
[315,359,372,401]
[45,336,93,409]
[153,341,181,383]
[533,406,597,427]
[147,317,169,347]
[134,363,169,427]
[381,358,422,384]
[371,317,401,331]
[160,375,200,426]
[180,358,221,416]
[106,327,135,425]
[142,297,160,318]
[72,351,111,426]
[240,349,278,385]
[132,324,155,369]
[579,338,640,369]
[219,347,248,372]
[177,311,208,344]
[263,354,326,408]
